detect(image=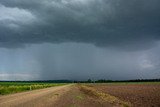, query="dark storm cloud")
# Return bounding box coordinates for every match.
[0,0,160,50]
